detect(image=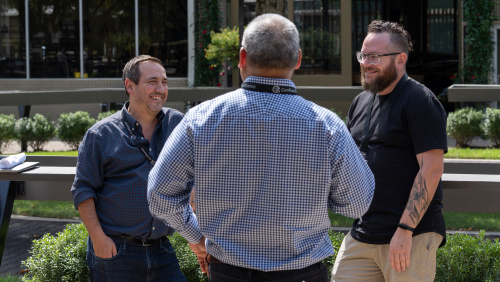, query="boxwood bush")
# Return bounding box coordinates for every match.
[446,107,485,148]
[21,225,500,282]
[0,114,16,153]
[483,107,500,147]
[436,230,500,282]
[14,114,56,152]
[57,111,96,150]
